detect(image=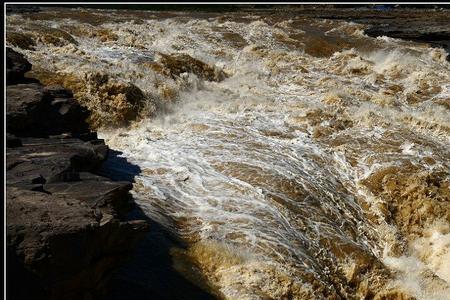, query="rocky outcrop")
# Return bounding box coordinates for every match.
[7,47,34,85]
[6,83,93,138]
[6,47,149,300]
[6,137,108,189]
[7,186,147,300]
[7,133,23,148]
